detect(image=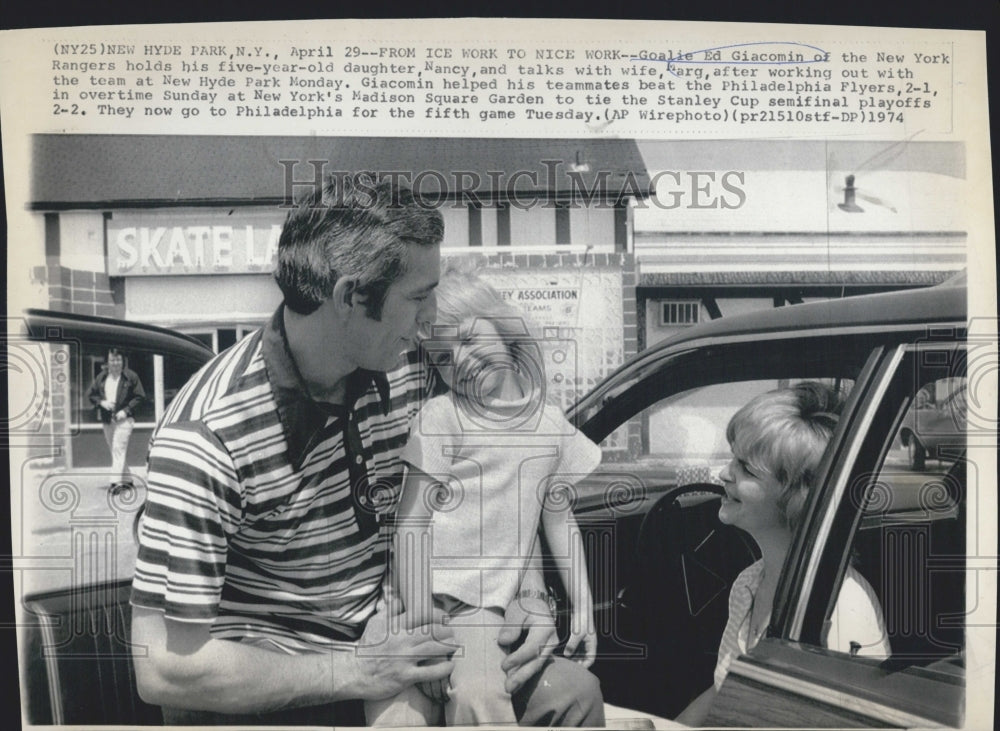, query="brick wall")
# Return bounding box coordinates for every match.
[34,264,124,318]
